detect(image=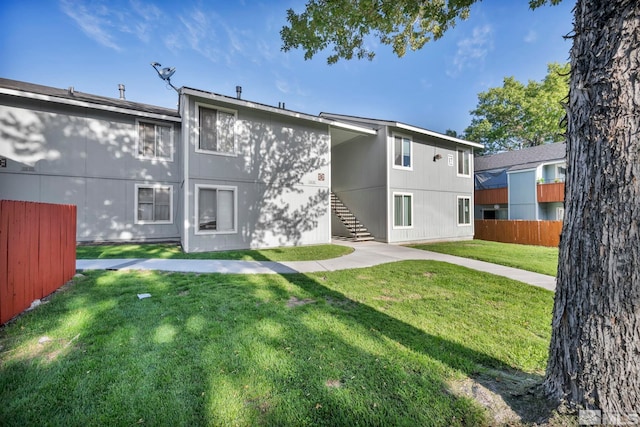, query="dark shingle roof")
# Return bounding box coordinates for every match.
[475,143,566,172]
[0,78,180,118]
